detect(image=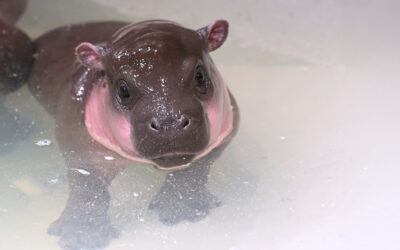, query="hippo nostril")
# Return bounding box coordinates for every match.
[149,120,160,132]
[182,118,190,129]
[178,116,191,130]
[148,116,192,133]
